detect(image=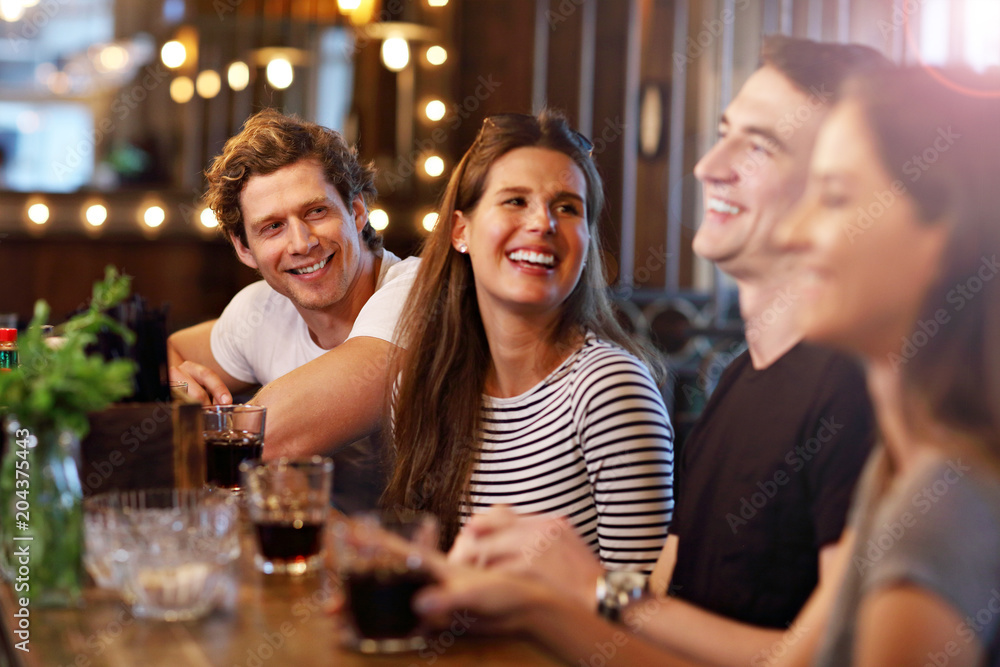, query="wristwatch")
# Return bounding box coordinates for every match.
[595,570,649,623]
